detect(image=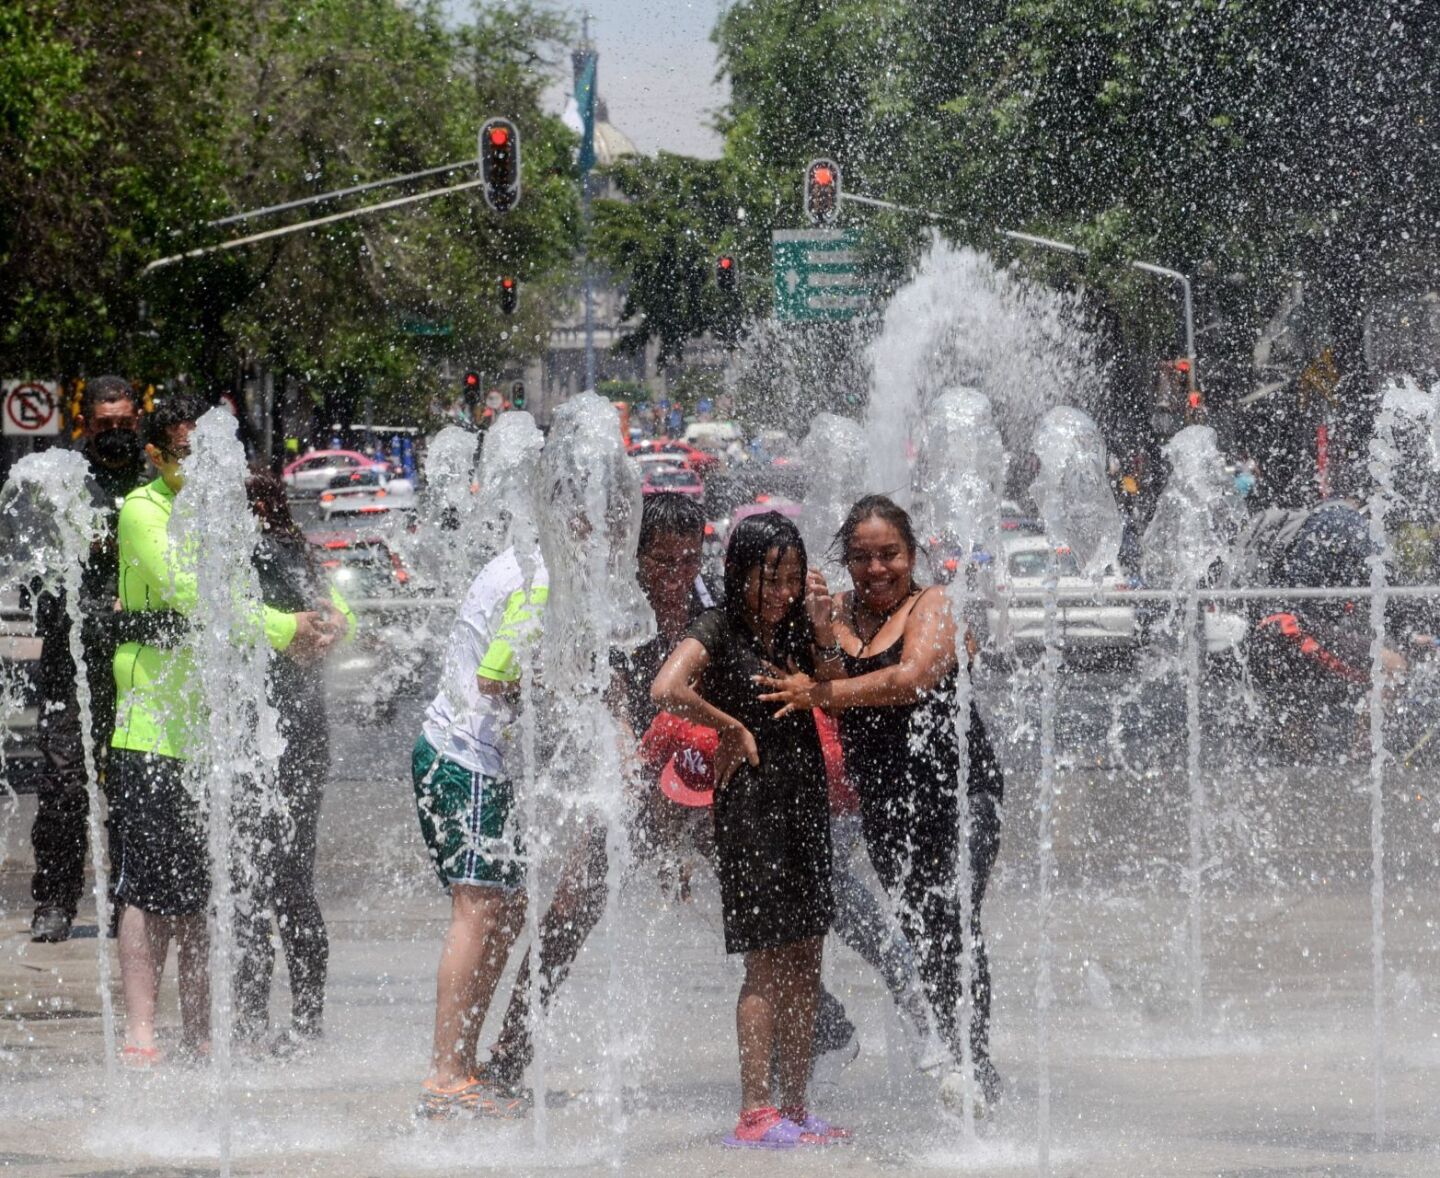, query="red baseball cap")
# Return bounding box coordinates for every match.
[641,712,717,808]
